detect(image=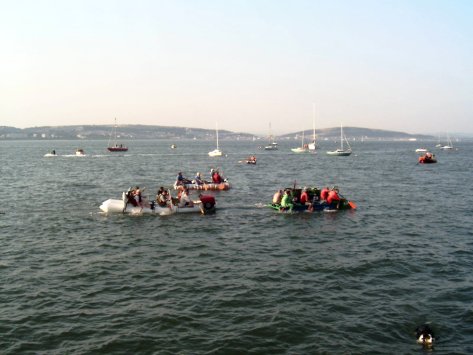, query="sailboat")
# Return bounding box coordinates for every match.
[264,122,278,150]
[107,118,128,152]
[308,104,318,151]
[291,131,310,153]
[439,134,454,150]
[326,124,352,156]
[208,123,223,157]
